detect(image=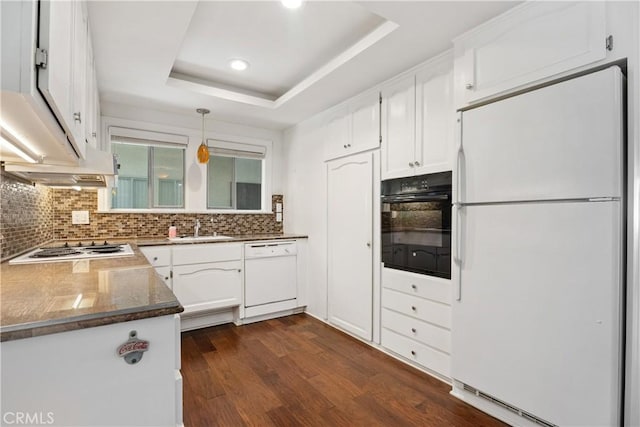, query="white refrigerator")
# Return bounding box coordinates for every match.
[451,66,624,426]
